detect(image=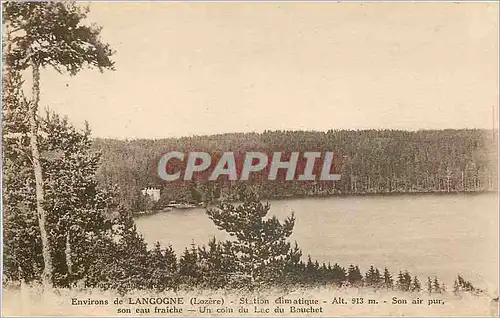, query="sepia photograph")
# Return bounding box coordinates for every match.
[1,1,499,316]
